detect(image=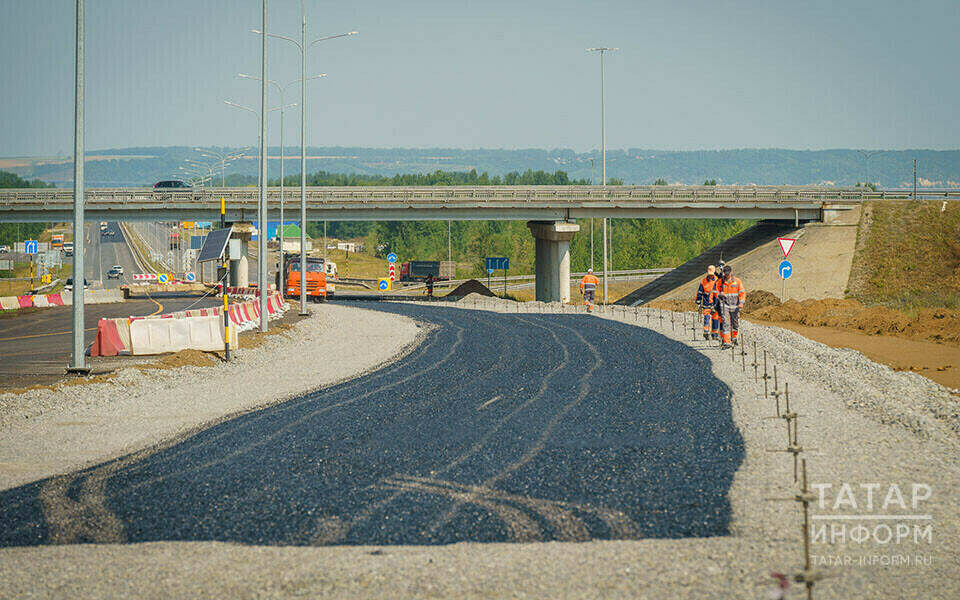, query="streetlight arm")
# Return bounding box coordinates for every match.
[224,99,258,117]
[251,29,301,50]
[308,31,358,49]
